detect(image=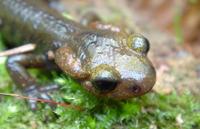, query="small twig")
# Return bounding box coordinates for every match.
[0,93,82,110]
[0,44,36,57]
